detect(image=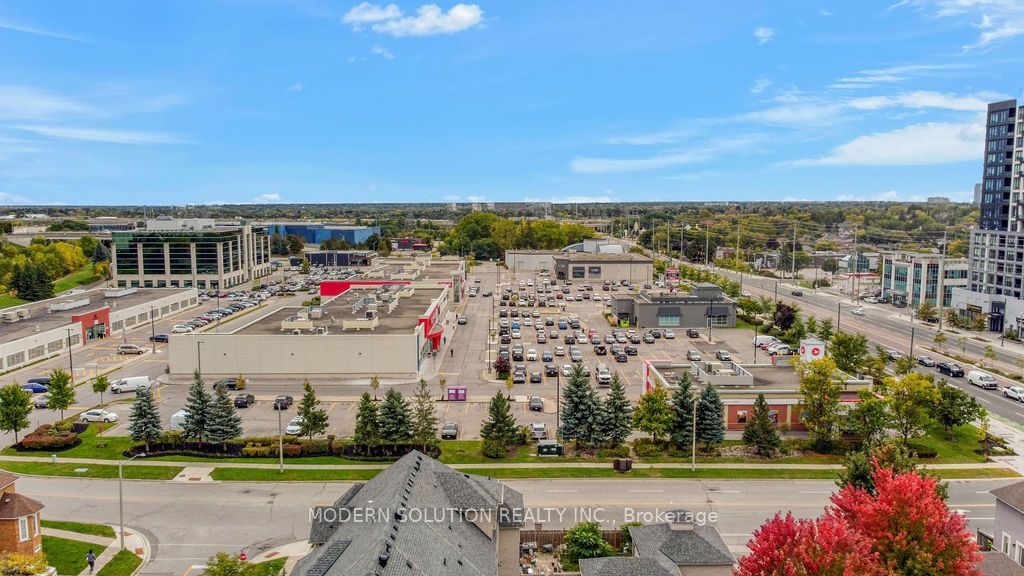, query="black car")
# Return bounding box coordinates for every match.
[441,423,459,440]
[499,309,508,317]
[529,396,544,411]
[629,334,641,344]
[564,335,576,345]
[530,371,542,383]
[625,345,638,356]
[615,352,628,362]
[149,333,170,343]
[593,345,607,356]
[234,393,255,408]
[642,333,655,344]
[651,330,662,339]
[273,395,294,410]
[457,316,467,325]
[213,378,239,391]
[791,290,804,297]
[936,362,965,377]
[545,364,559,377]
[686,328,700,338]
